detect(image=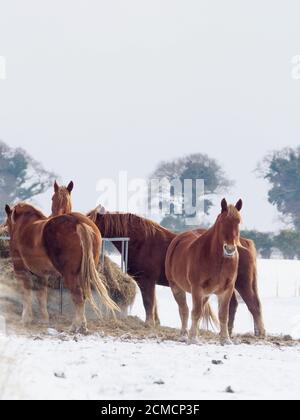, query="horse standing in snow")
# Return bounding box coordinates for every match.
[166,199,243,345]
[4,203,119,333]
[88,206,265,337]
